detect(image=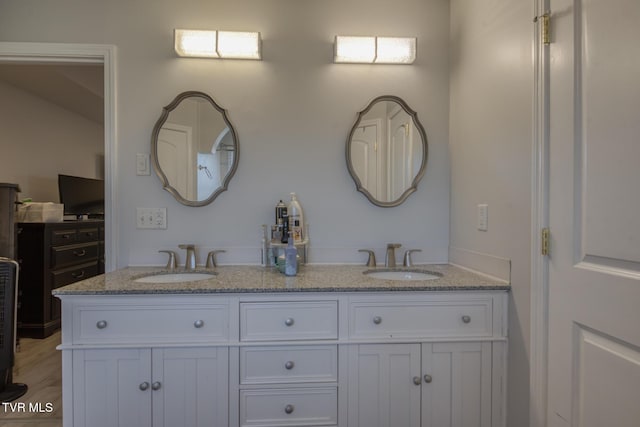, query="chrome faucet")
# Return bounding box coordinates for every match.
[385,243,402,267]
[403,249,422,267]
[158,250,177,270]
[178,244,197,270]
